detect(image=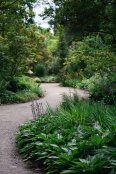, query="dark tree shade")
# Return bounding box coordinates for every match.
[43,0,116,43]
